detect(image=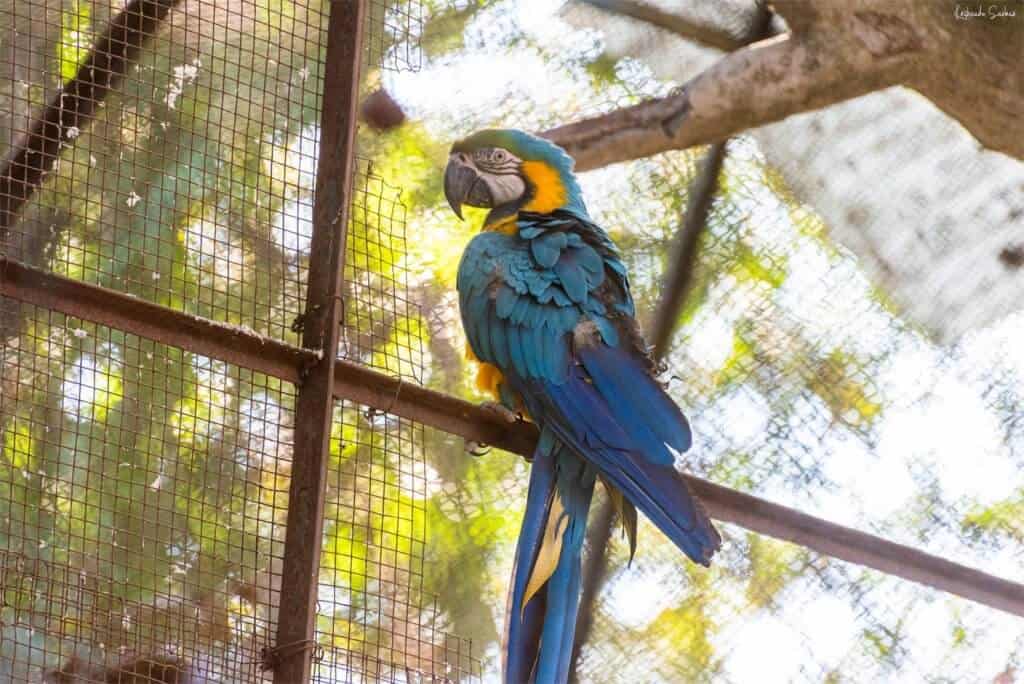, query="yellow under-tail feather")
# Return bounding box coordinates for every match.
[465,344,533,421]
[521,488,569,614]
